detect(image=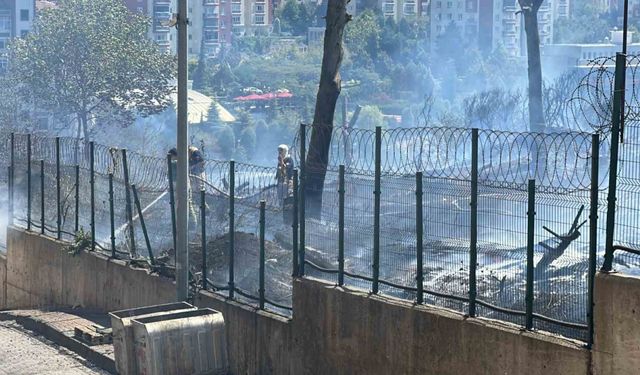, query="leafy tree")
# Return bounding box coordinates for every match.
[344,10,381,66]
[276,0,313,36]
[10,0,176,140]
[356,105,385,130]
[216,125,236,158]
[239,127,257,156]
[554,3,610,43]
